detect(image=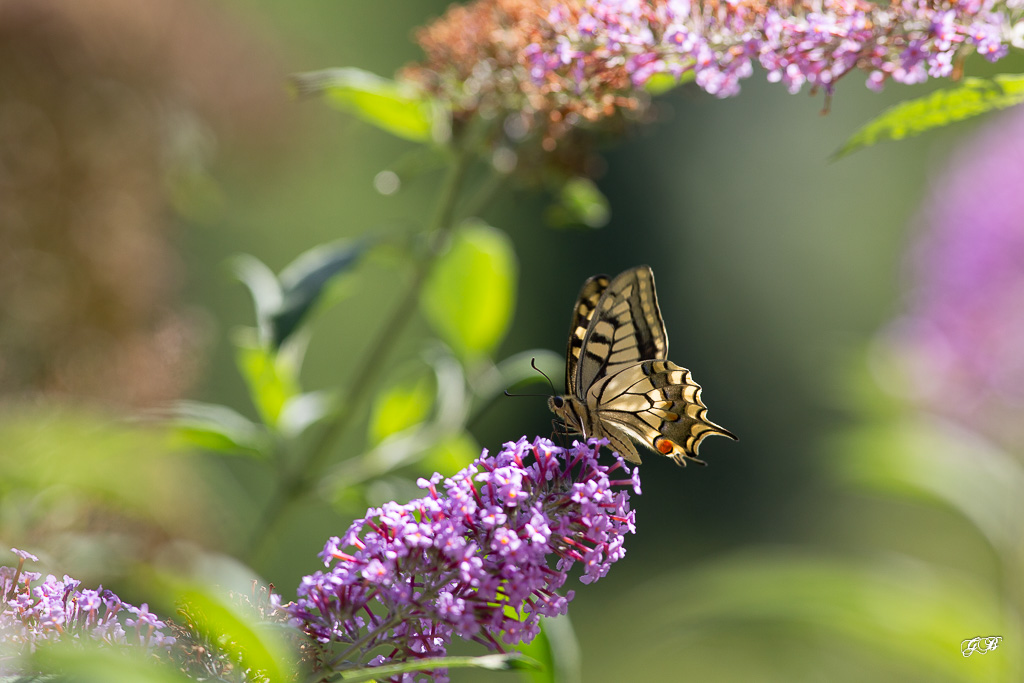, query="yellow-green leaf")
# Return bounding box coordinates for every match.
[835,74,1024,158]
[291,67,449,143]
[422,222,518,358]
[545,177,610,229]
[234,330,301,430]
[644,70,694,95]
